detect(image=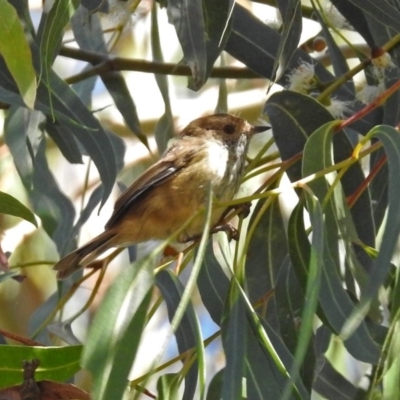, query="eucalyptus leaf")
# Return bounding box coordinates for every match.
[167,0,207,89]
[0,0,36,108]
[82,253,155,400]
[272,0,302,82]
[346,0,400,33]
[220,290,247,400]
[0,191,37,227]
[156,270,200,400]
[0,345,82,389]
